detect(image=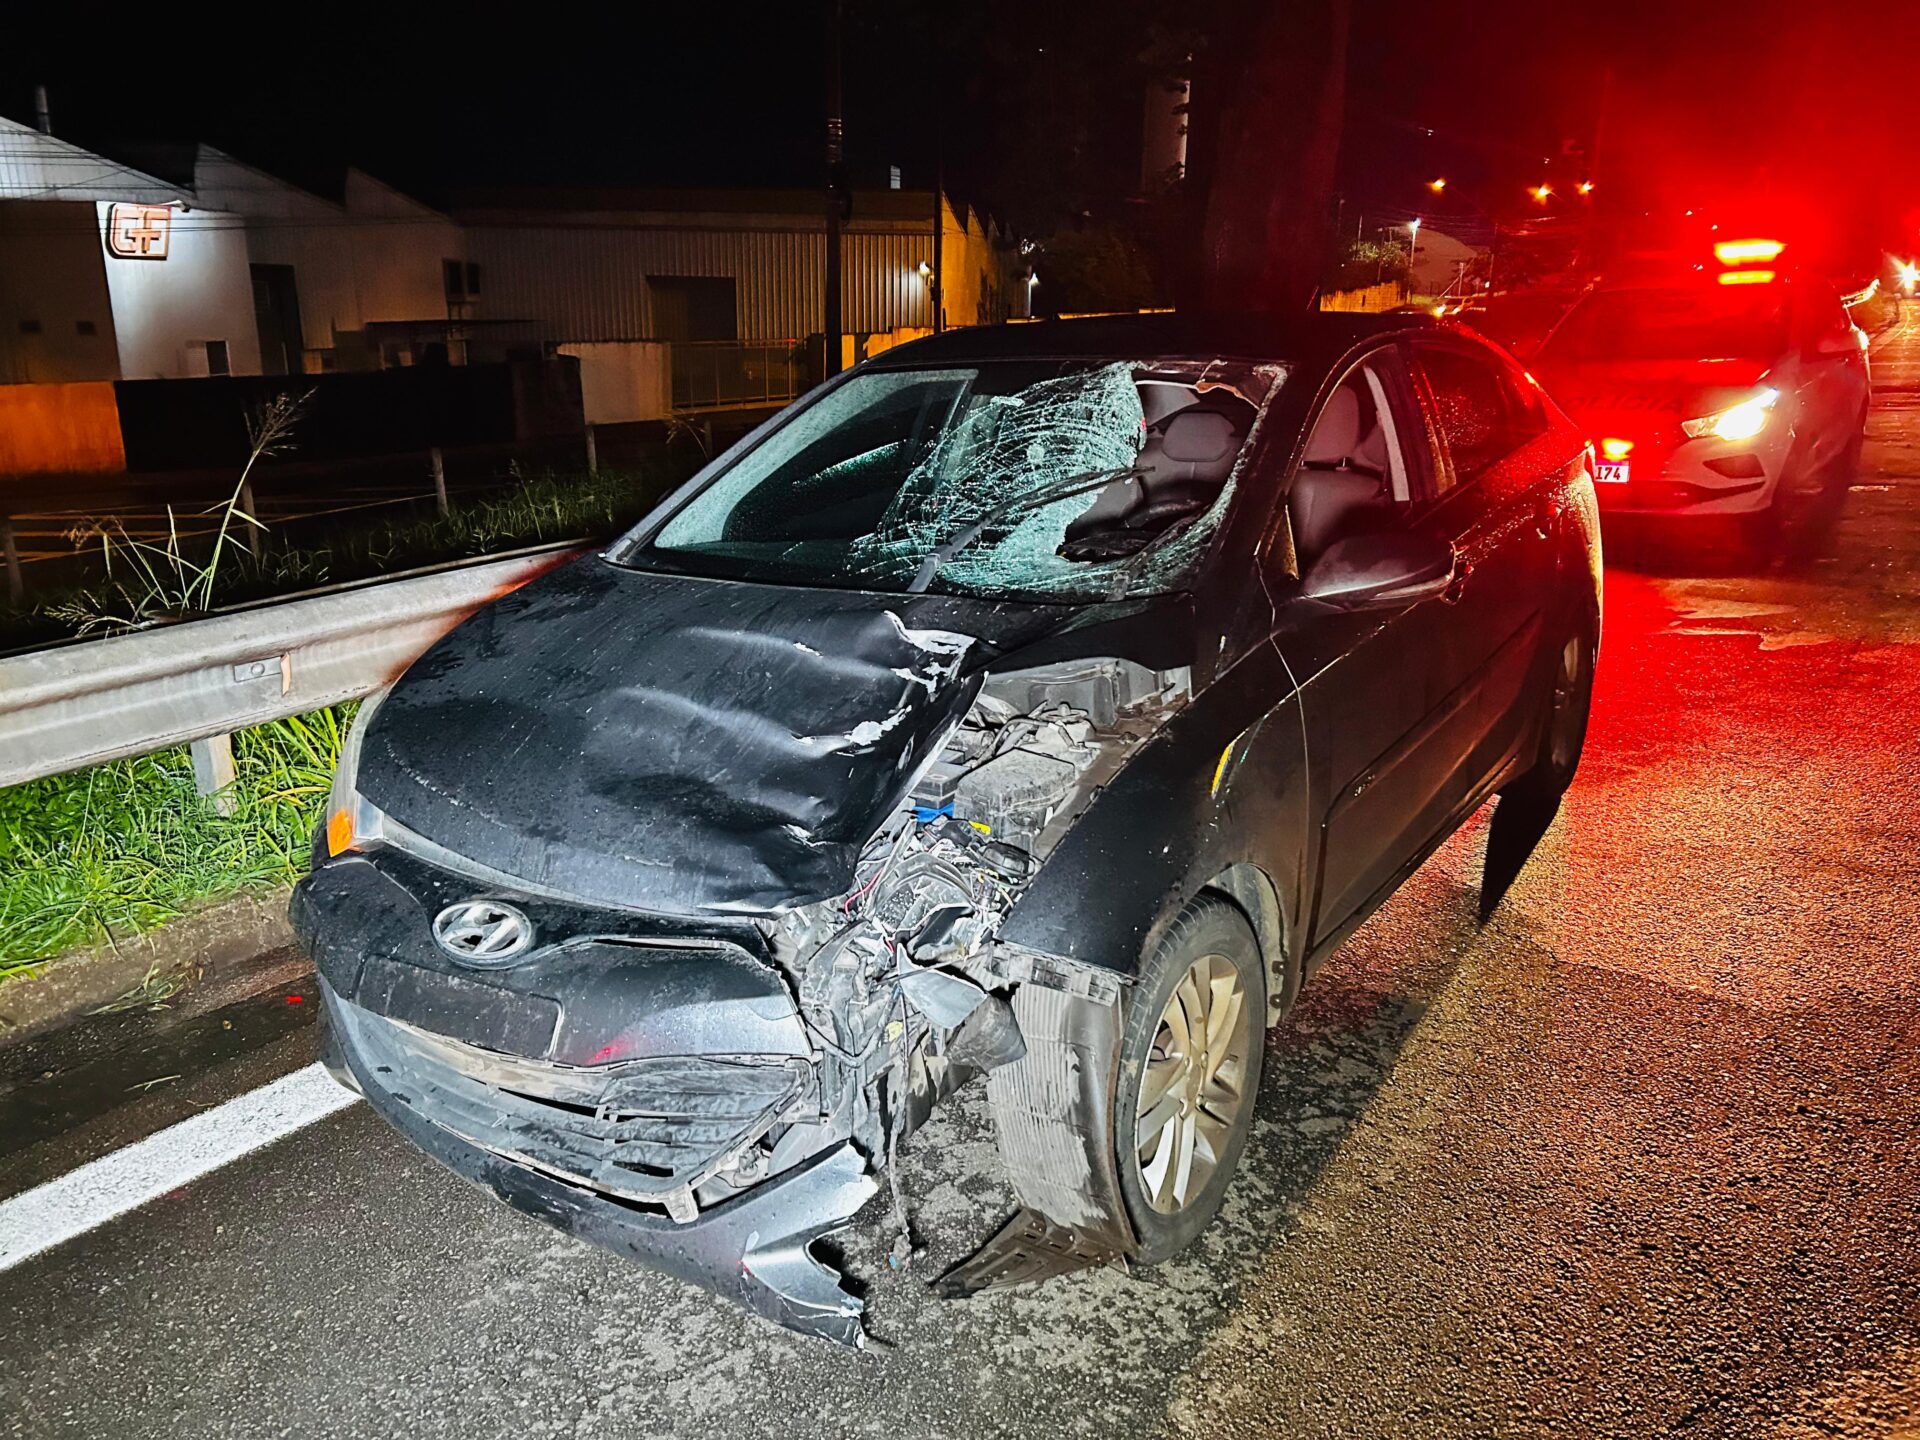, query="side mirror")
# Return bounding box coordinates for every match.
[1300,531,1458,611]
[1807,327,1862,361]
